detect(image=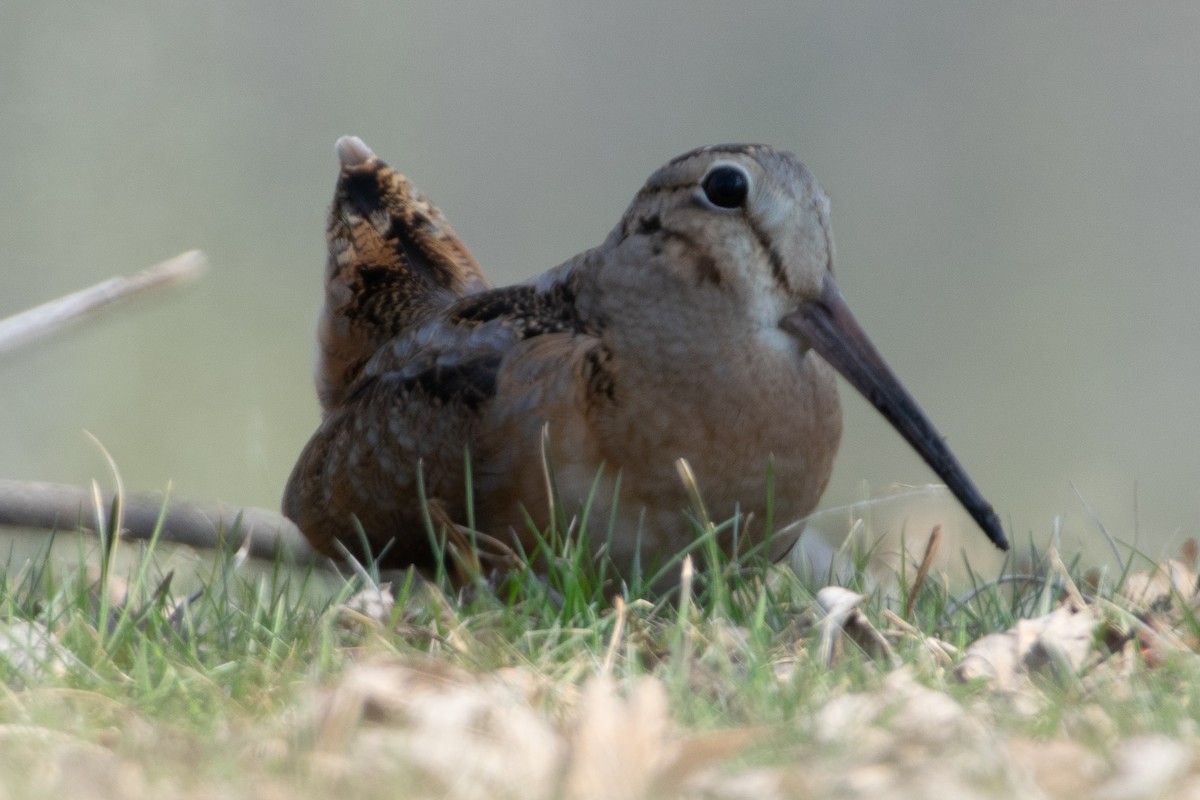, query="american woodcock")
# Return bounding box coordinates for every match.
[283,137,1007,580]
